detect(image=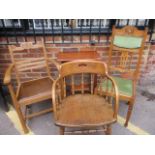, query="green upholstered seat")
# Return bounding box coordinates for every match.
[113,35,143,49]
[99,76,133,97]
